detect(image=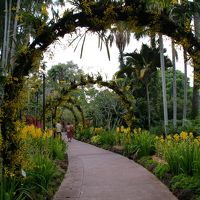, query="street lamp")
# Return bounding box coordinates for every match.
[40,64,46,132]
[42,71,46,131]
